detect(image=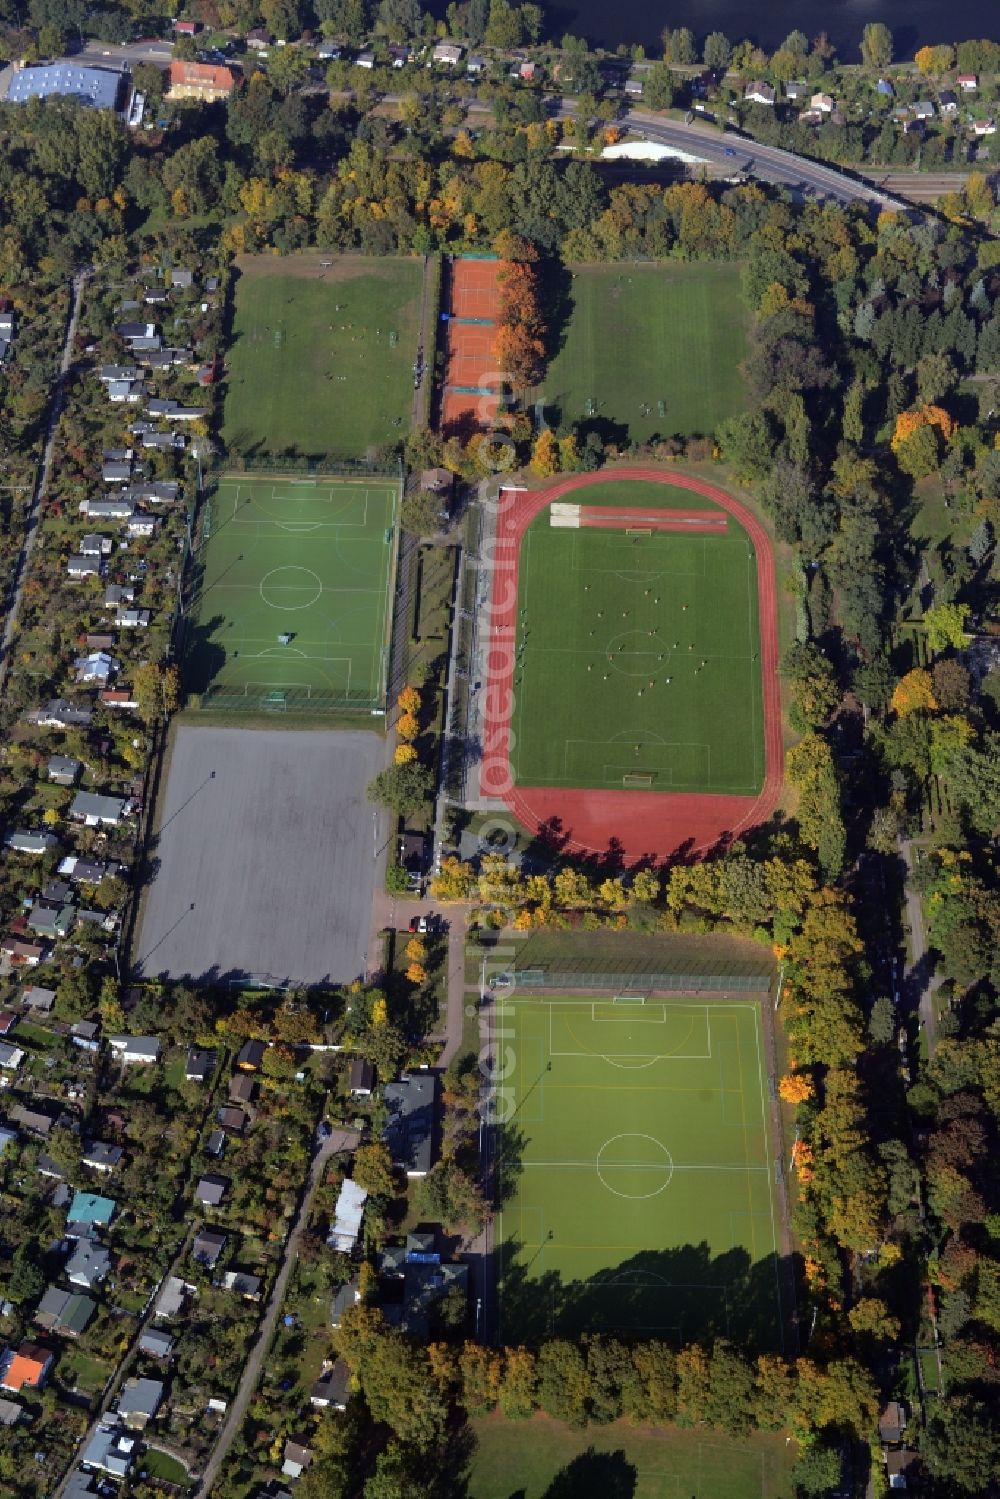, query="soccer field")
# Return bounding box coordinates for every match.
[222,255,422,459]
[545,262,750,442]
[496,996,784,1348]
[185,474,399,709]
[508,481,764,795]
